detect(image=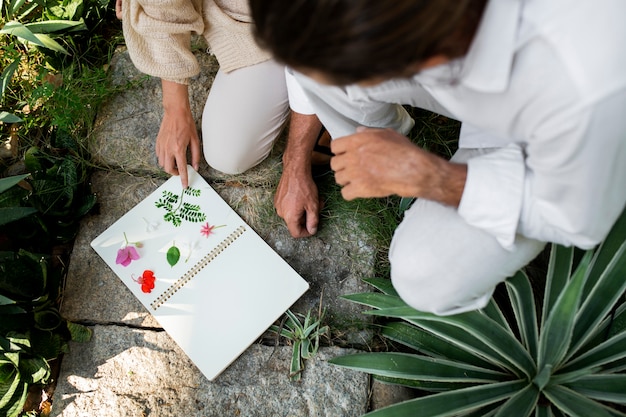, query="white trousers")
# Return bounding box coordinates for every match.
[202,59,289,174]
[290,70,546,315]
